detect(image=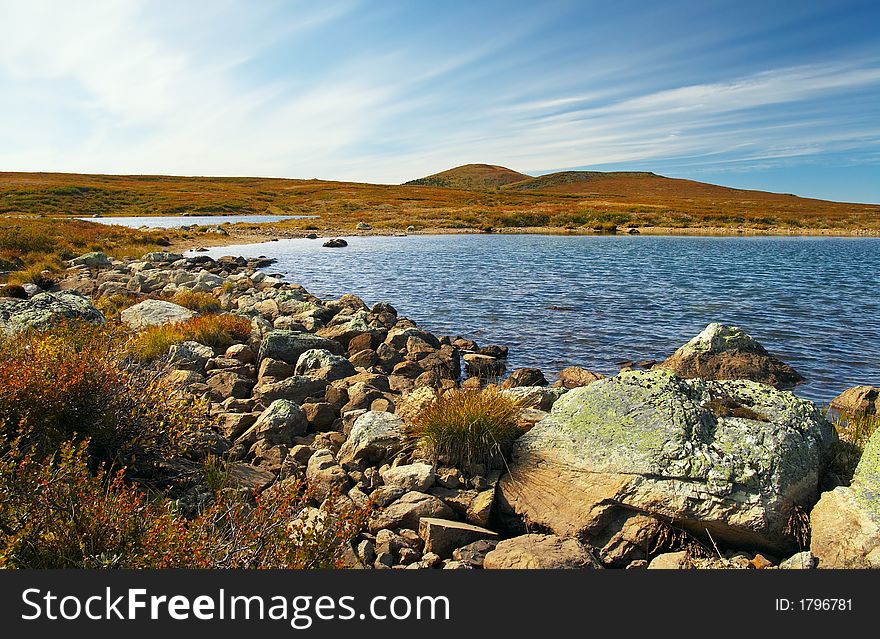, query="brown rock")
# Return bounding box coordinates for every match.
[830,385,880,416]
[501,367,547,389]
[483,534,600,569]
[418,518,499,558]
[552,366,605,389]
